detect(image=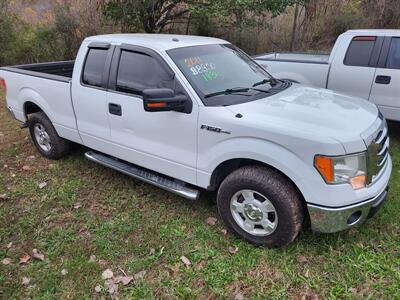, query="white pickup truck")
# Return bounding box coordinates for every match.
[0,34,392,248]
[254,29,400,121]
